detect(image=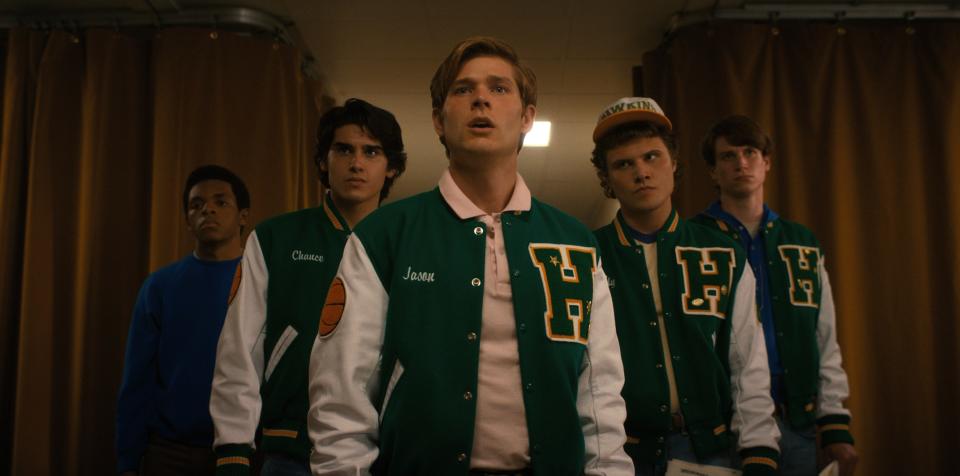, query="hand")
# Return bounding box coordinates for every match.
[824,442,858,476]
